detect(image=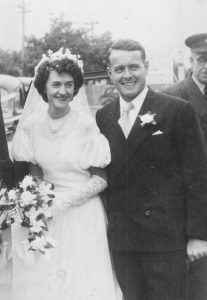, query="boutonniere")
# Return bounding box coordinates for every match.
[139,111,156,127]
